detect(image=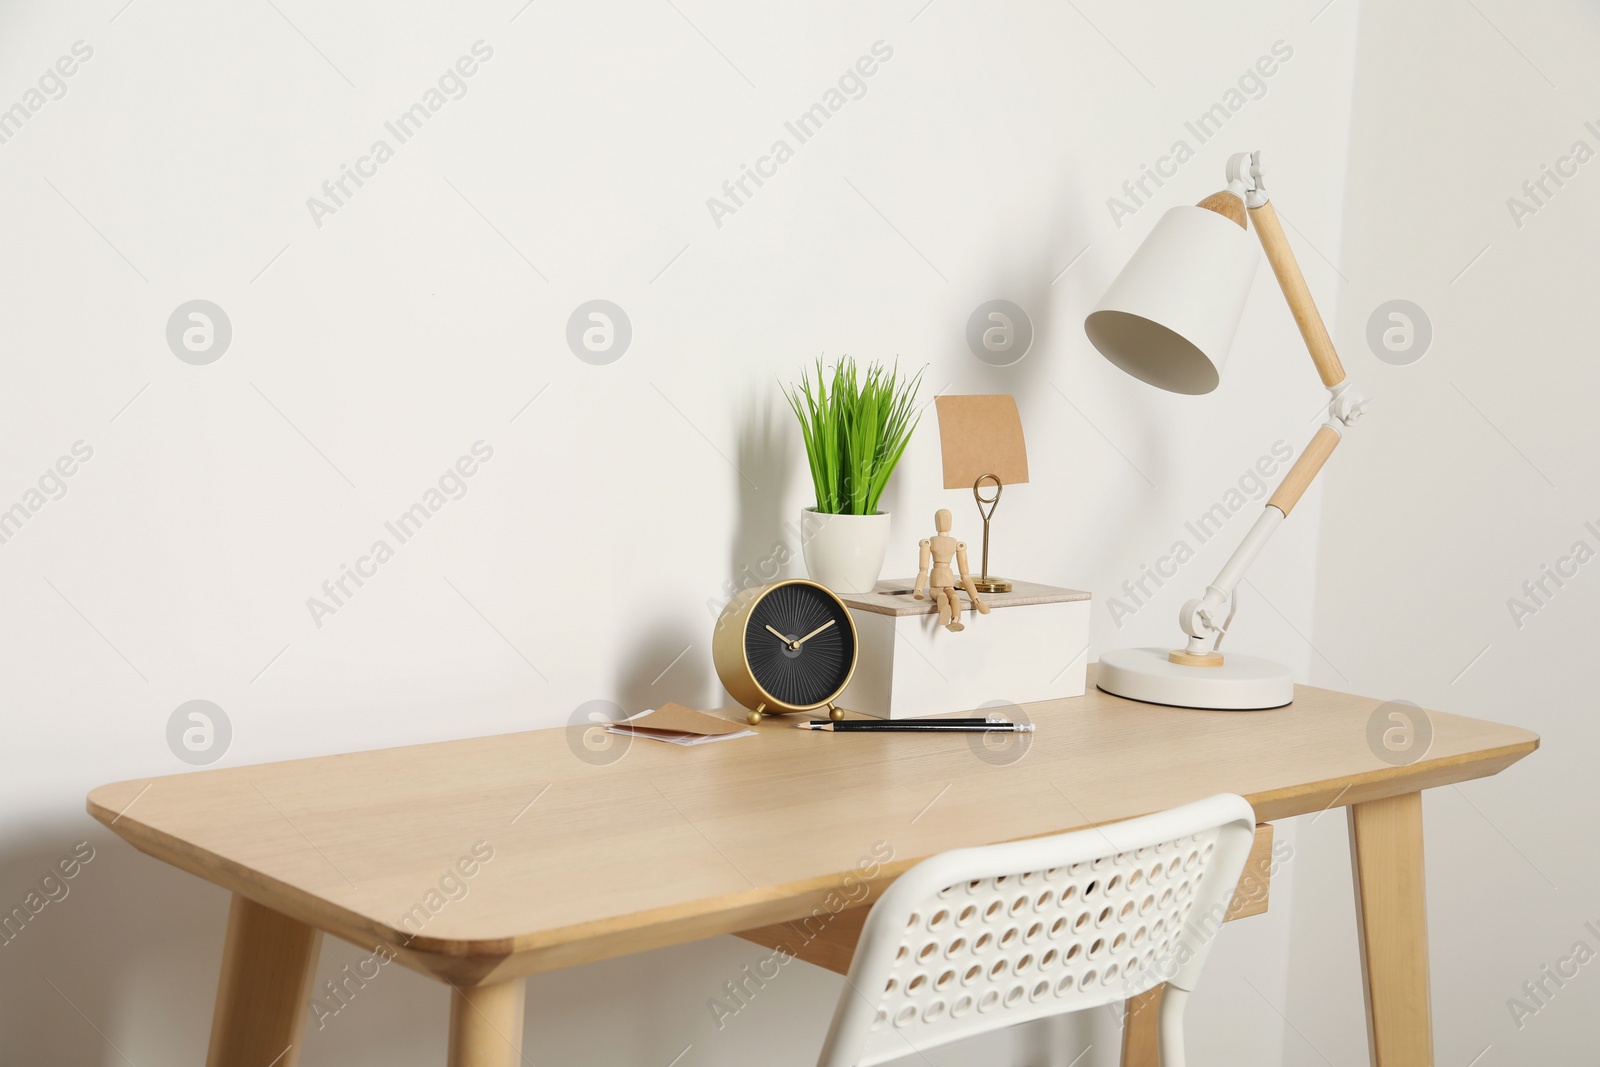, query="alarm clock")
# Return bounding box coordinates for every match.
[712,579,859,725]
